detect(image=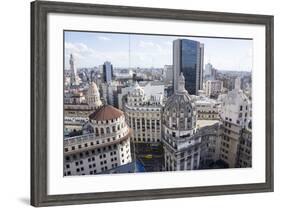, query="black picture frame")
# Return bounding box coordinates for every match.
[31,0,274,207]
